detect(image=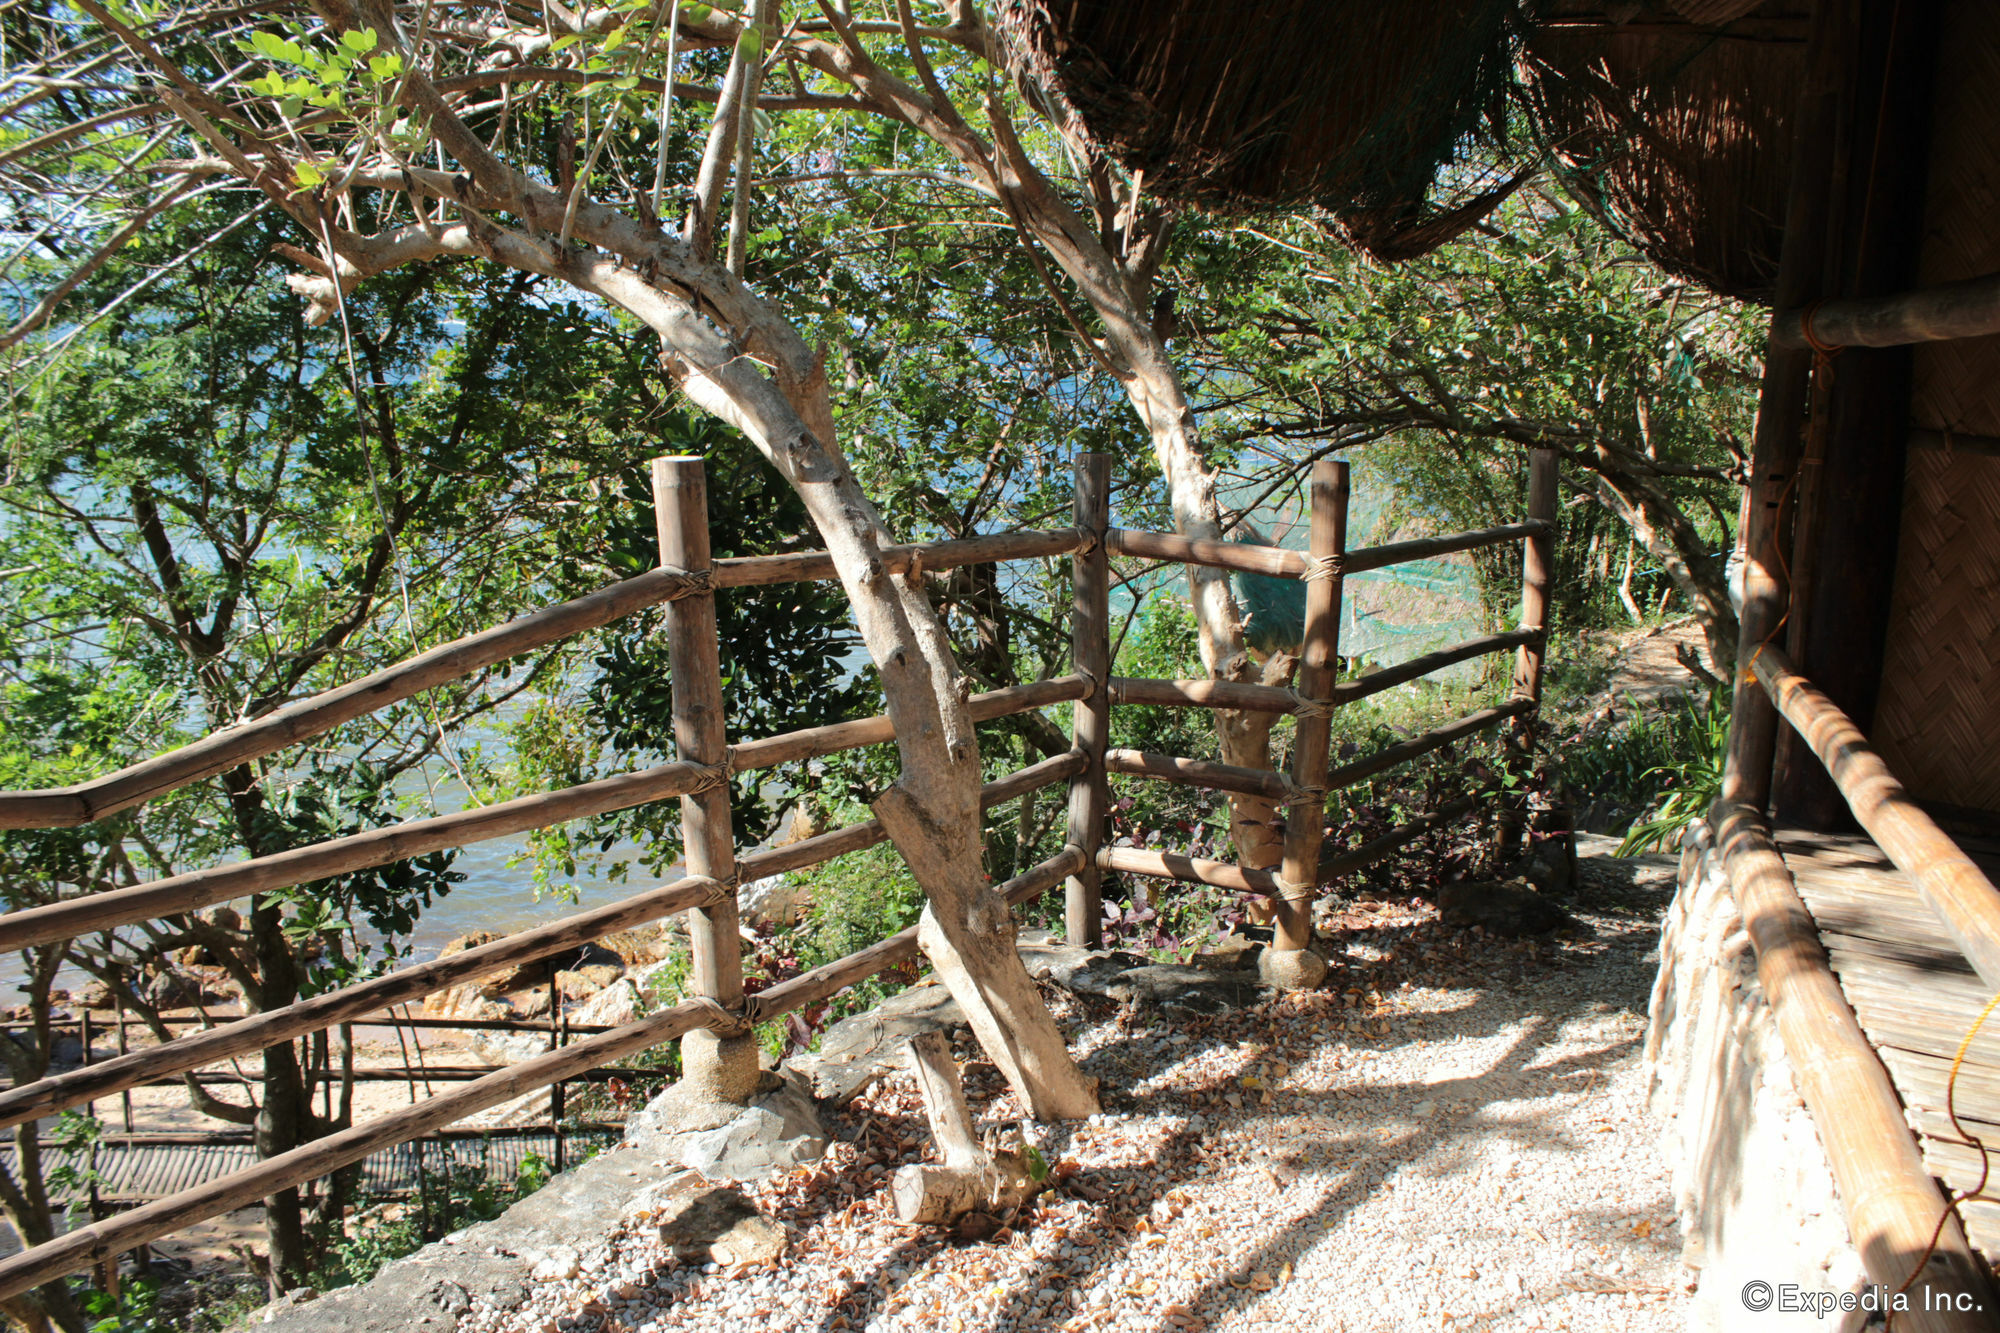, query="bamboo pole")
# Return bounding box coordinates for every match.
[1499,448,1558,860]
[1096,847,1282,897]
[1103,750,1296,803]
[1268,461,1347,988]
[1321,700,1533,791]
[0,999,721,1302]
[653,456,756,1107]
[1105,521,1549,580]
[1721,0,1845,814]
[1770,269,2000,350]
[1753,646,2000,991]
[0,680,1085,955]
[1065,454,1111,947]
[1713,803,1995,1328]
[0,530,1085,833]
[1319,796,1480,879]
[1105,631,1538,716]
[0,758,1083,1132]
